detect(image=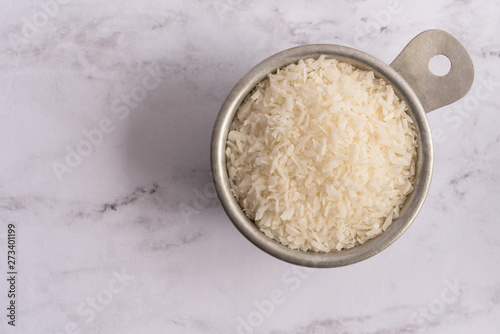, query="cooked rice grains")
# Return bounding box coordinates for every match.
[226,56,417,252]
